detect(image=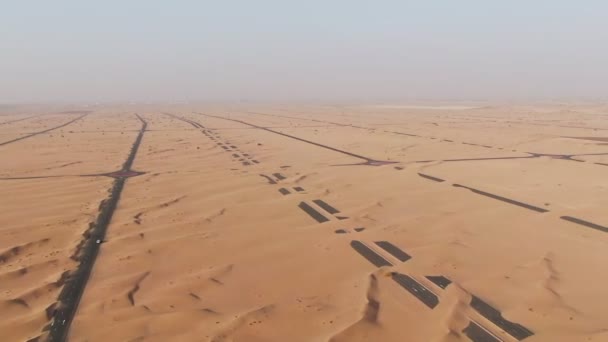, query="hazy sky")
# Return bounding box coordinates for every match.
[2,1,607,103]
